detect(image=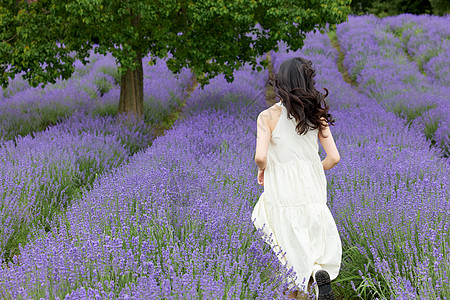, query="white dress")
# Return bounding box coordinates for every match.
[252,101,342,292]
